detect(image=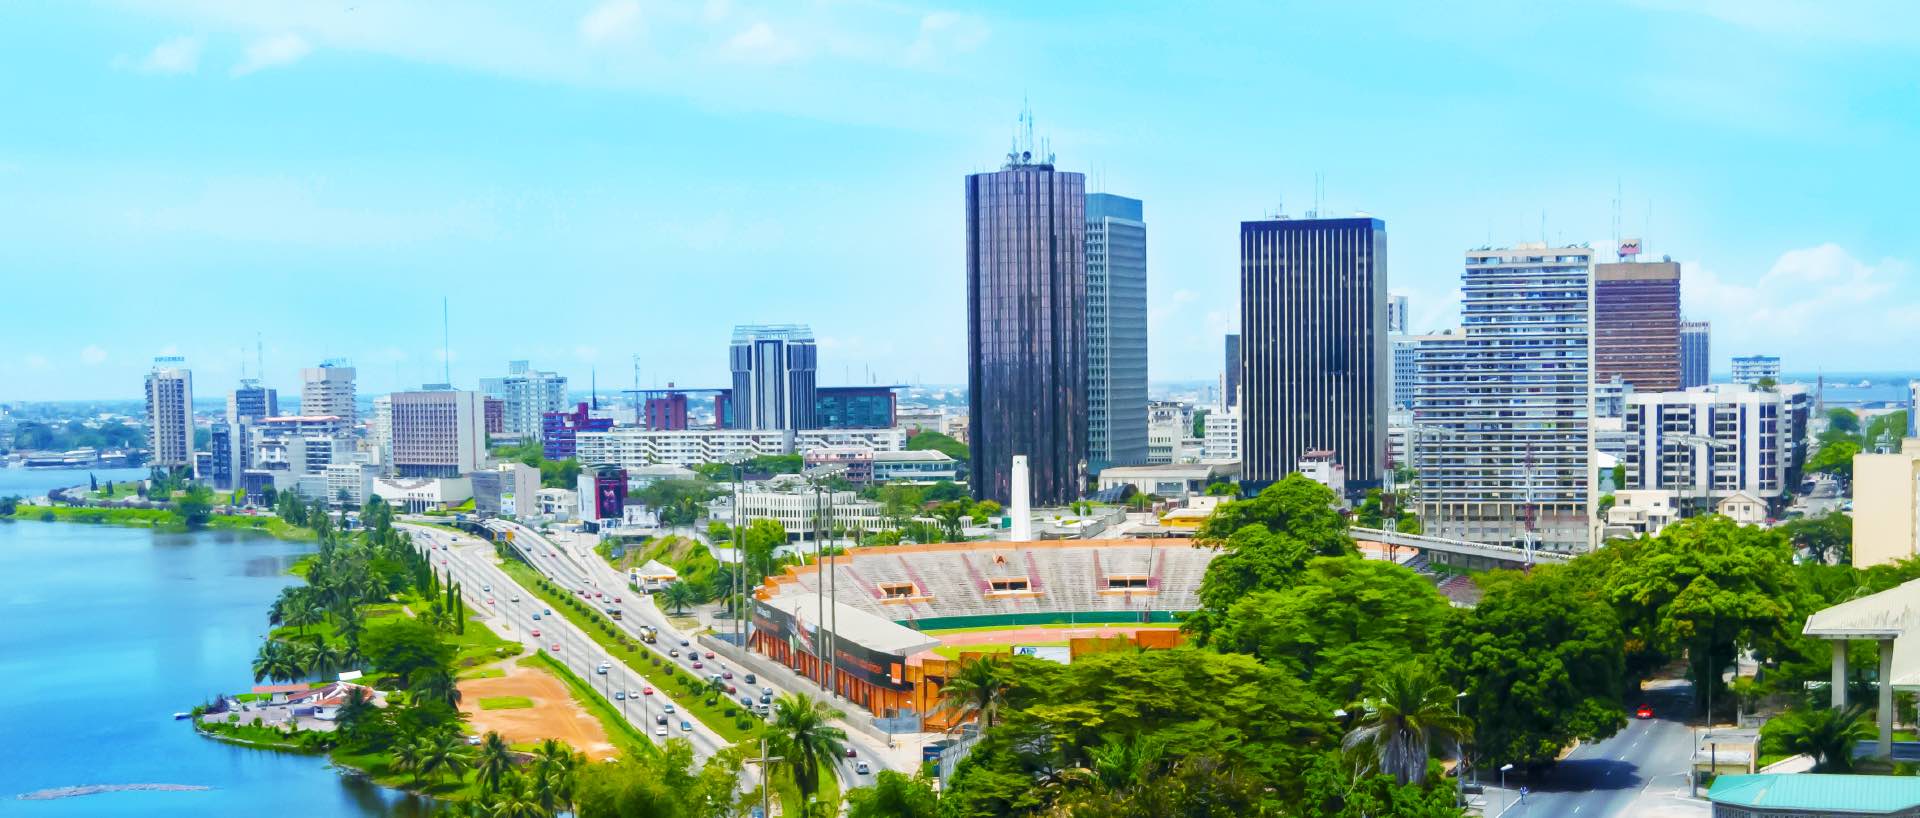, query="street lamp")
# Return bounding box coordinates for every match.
[1455,690,1469,806]
[1500,763,1514,811]
[804,464,848,696]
